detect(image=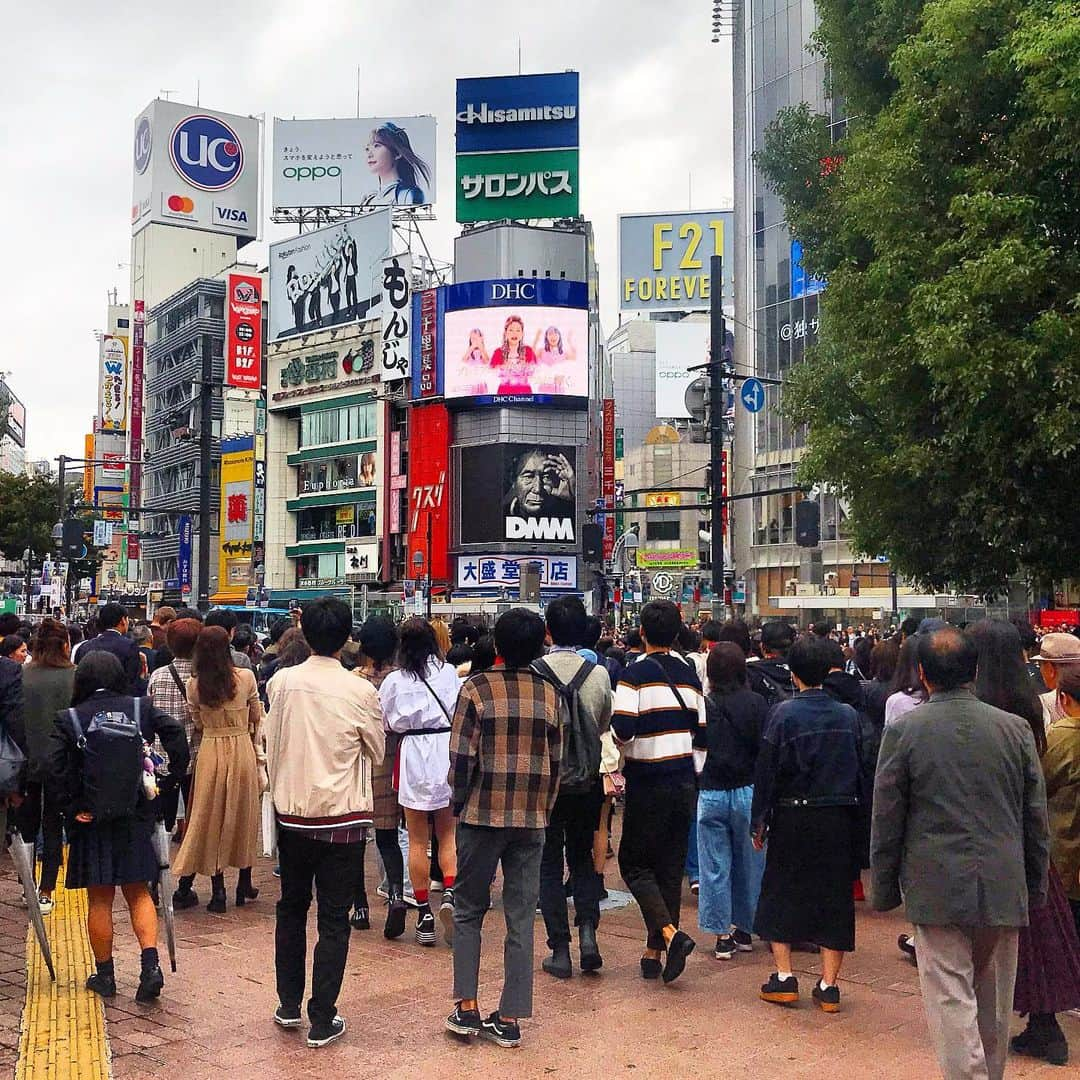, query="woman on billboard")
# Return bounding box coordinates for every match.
[360,123,432,207]
[533,325,578,395]
[489,316,537,395]
[459,329,491,396]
